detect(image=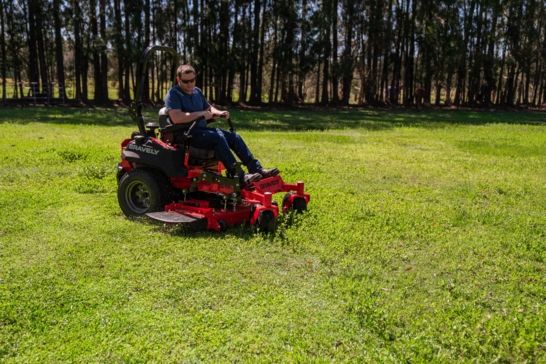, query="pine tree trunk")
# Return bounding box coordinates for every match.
[72,0,83,101]
[496,44,506,105]
[315,62,321,104]
[505,64,516,105]
[34,1,48,95]
[403,0,416,105]
[240,60,247,103]
[249,0,261,104]
[26,0,39,91]
[321,0,331,105]
[532,61,542,106]
[113,0,124,101]
[7,1,22,98]
[0,0,6,102]
[123,0,131,101]
[268,11,277,104]
[53,0,66,100]
[390,3,402,105]
[297,0,308,102]
[90,0,102,102]
[142,0,150,103]
[542,77,546,105]
[82,31,89,101]
[331,0,339,104]
[256,0,266,103]
[99,0,108,102]
[422,1,433,104]
[434,81,441,106]
[381,0,394,104]
[454,1,475,106]
[274,64,280,102]
[219,0,229,103]
[484,3,499,106]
